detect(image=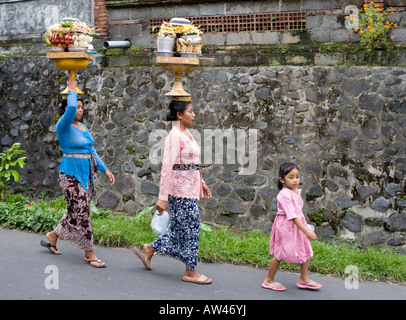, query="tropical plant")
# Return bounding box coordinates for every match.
[0,143,27,201]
